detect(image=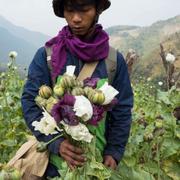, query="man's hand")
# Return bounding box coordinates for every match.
[59,139,86,170]
[103,155,117,170]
